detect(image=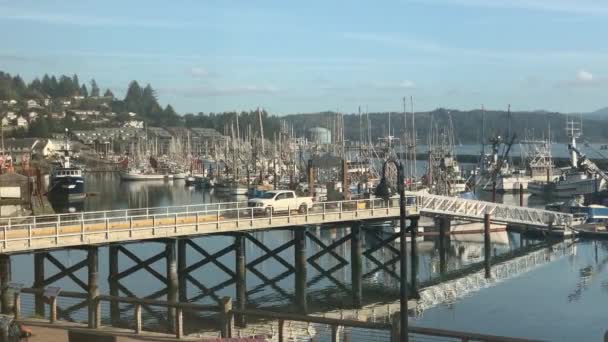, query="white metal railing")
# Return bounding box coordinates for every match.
[0,196,419,253]
[417,193,573,228]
